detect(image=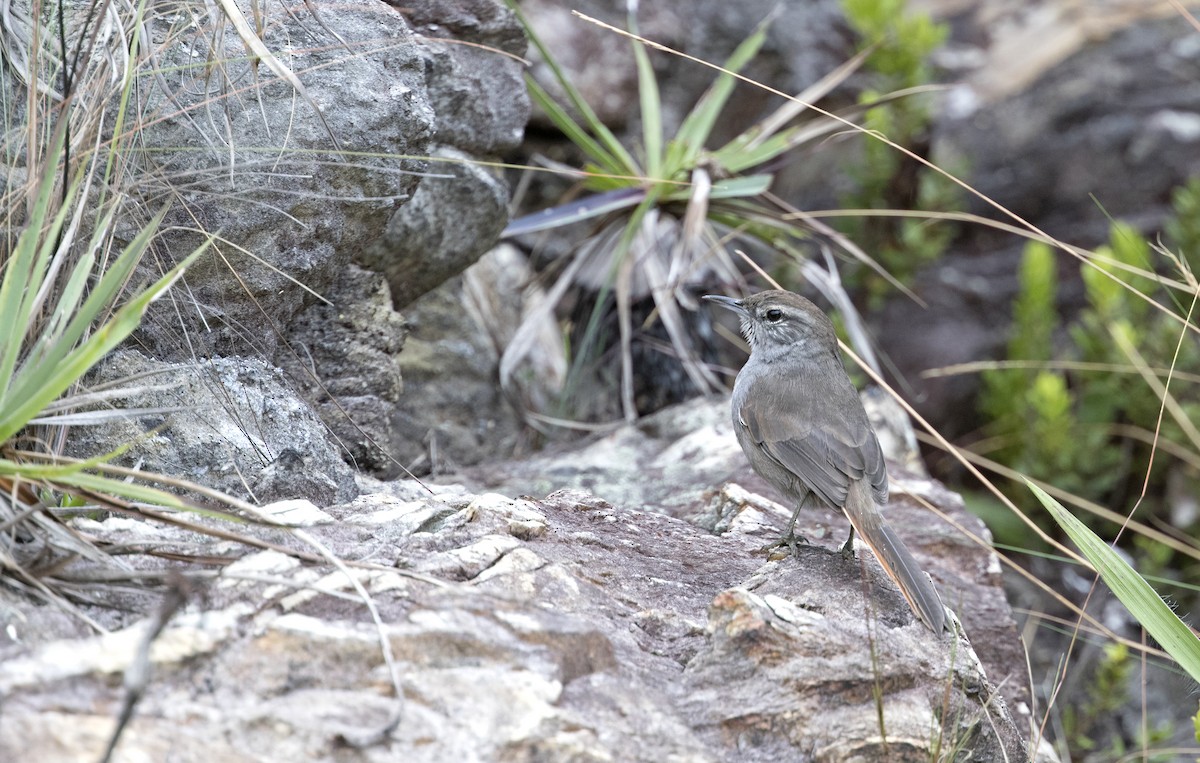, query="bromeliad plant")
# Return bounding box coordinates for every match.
[502,3,897,423]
